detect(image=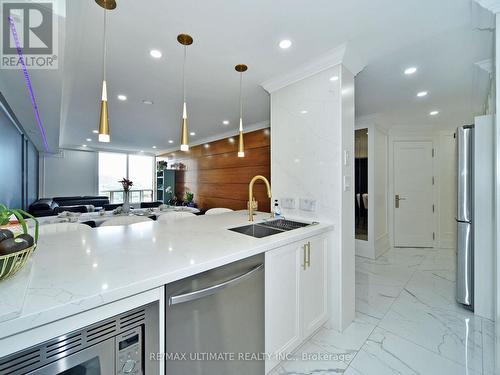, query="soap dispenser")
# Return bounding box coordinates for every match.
[273,199,281,218]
